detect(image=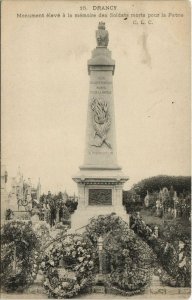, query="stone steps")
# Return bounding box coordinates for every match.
[24,273,191,297]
